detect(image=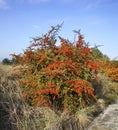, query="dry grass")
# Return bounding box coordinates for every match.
[92,73,118,104]
[0,66,29,130]
[75,109,93,130]
[96,74,118,104]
